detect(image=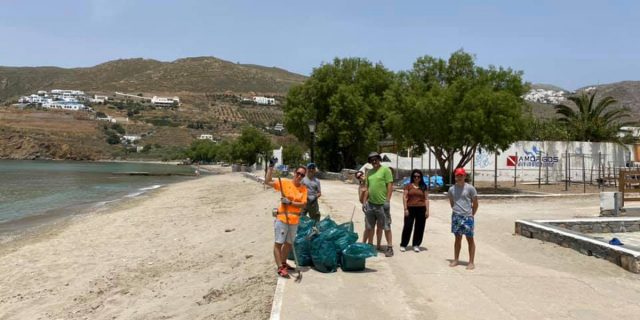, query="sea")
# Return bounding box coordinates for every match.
[0,160,195,233]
